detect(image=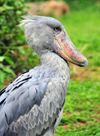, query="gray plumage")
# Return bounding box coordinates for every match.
[0,15,88,136]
